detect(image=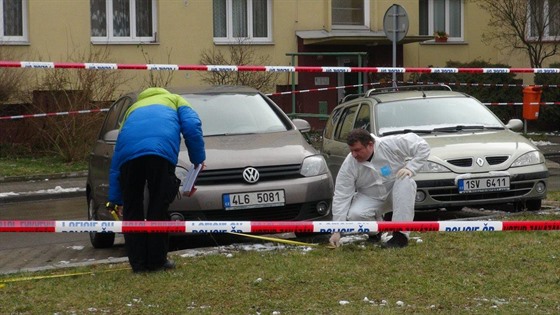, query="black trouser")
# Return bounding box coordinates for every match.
[120,155,177,272]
